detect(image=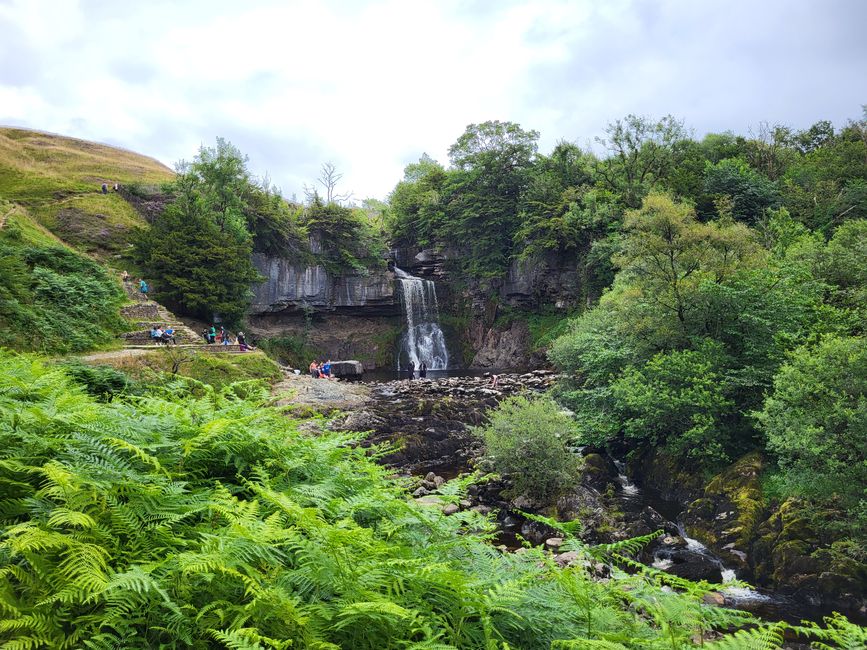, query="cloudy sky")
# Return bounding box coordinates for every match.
[1,0,865,200]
